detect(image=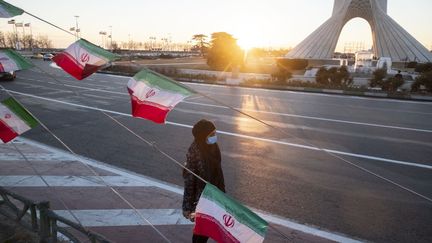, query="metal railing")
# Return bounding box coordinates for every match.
[0,186,111,243]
